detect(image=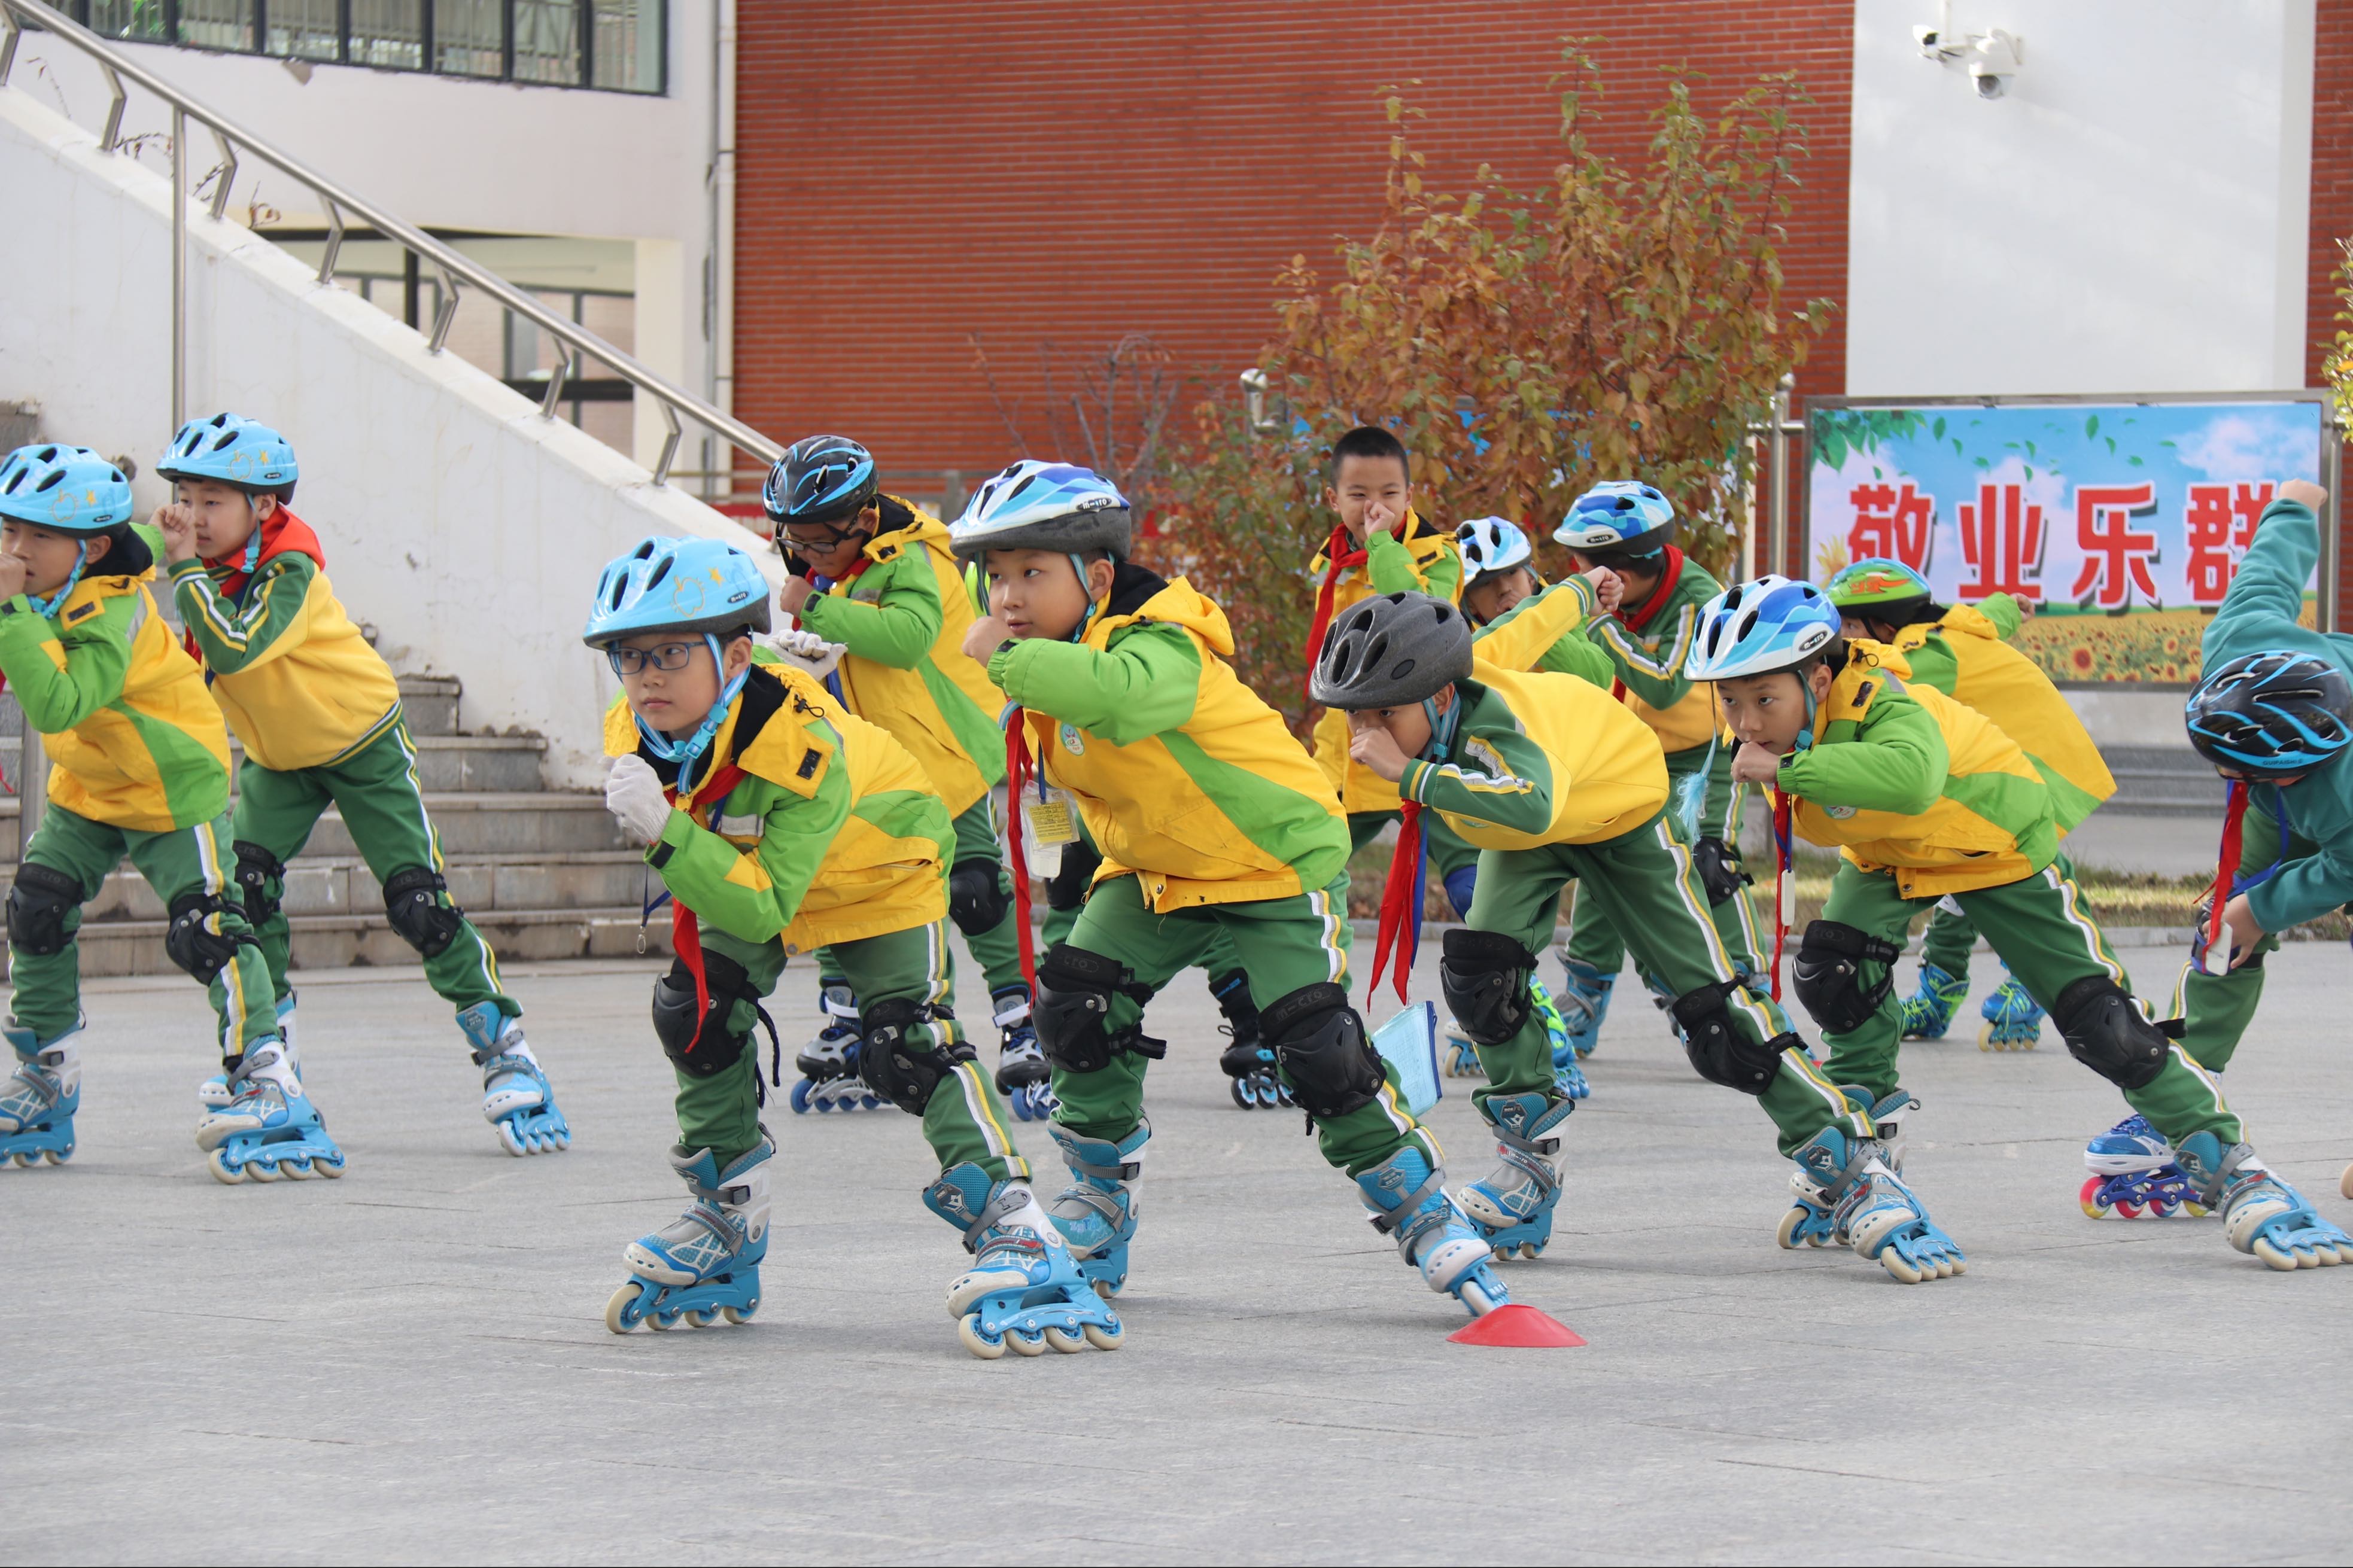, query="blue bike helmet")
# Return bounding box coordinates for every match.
[2185,651,2353,778]
[156,412,297,492]
[1554,481,1676,559]
[948,459,1132,562]
[586,535,775,793]
[0,444,134,535]
[1455,517,1534,586]
[1684,576,1843,681]
[763,435,878,533]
